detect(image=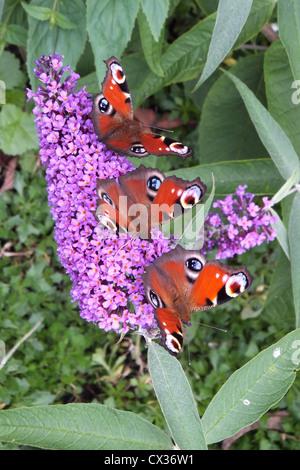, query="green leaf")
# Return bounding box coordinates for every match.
[140,0,169,42]
[234,0,276,46]
[135,0,276,105]
[261,250,295,328]
[167,158,284,197]
[288,191,300,328]
[195,0,253,88]
[0,403,172,450]
[269,208,290,260]
[53,11,76,30]
[0,104,38,155]
[148,342,207,450]
[197,0,219,15]
[264,40,300,157]
[202,329,300,444]
[86,0,140,85]
[135,14,216,106]
[137,9,164,77]
[26,0,87,89]
[21,2,52,21]
[224,70,300,182]
[199,54,268,163]
[0,1,4,22]
[278,0,300,81]
[271,167,299,206]
[1,23,28,46]
[0,51,26,90]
